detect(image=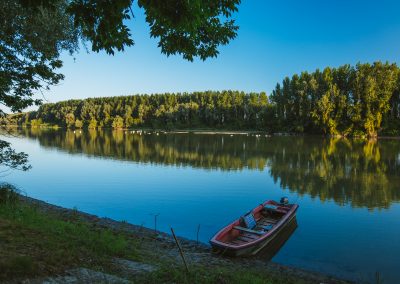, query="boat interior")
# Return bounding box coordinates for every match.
[217,202,292,245]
